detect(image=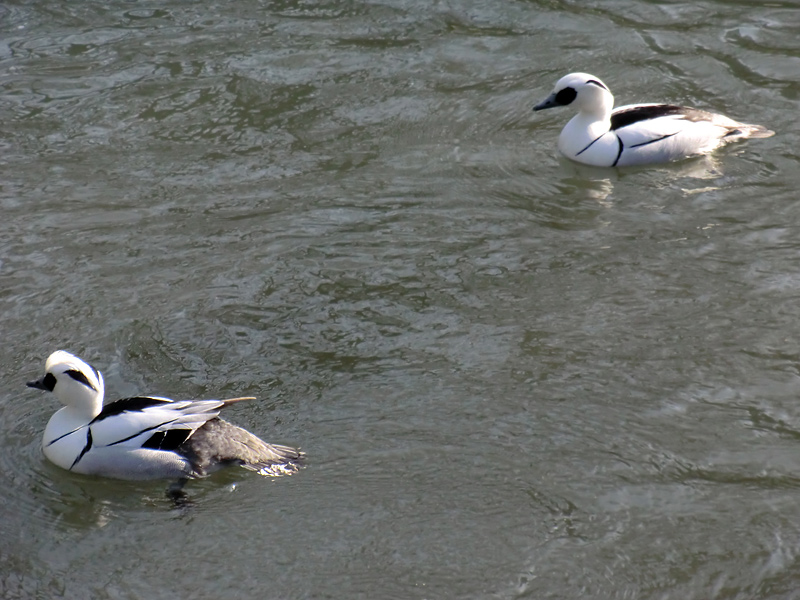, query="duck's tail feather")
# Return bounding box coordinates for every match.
[220,396,257,406]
